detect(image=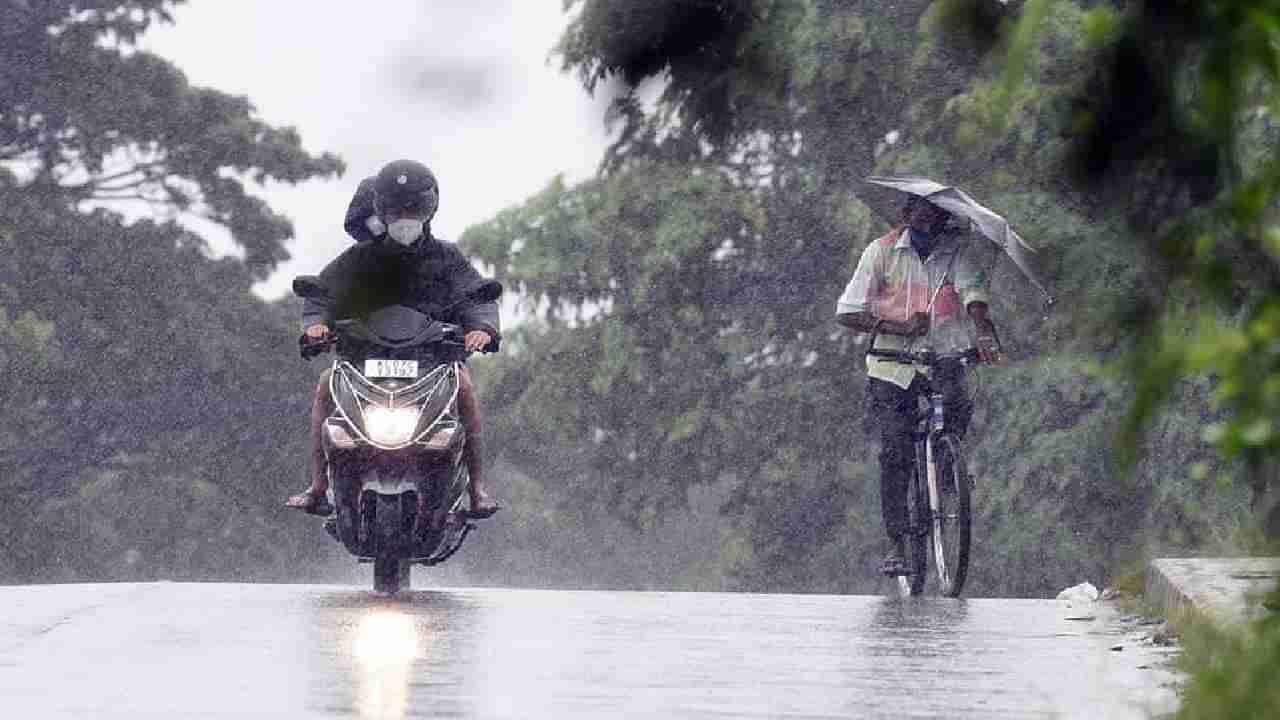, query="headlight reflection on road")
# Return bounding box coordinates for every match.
[352,611,420,720]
